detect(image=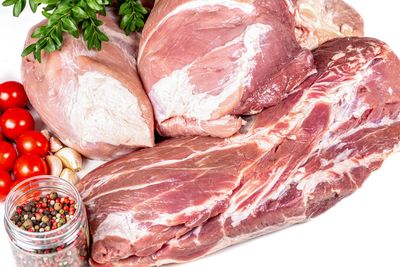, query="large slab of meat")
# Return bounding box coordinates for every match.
[137,0,363,138]
[78,37,400,266]
[138,0,315,138]
[21,11,154,160]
